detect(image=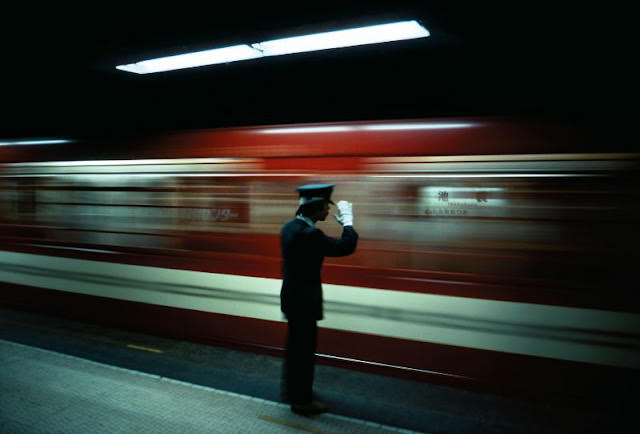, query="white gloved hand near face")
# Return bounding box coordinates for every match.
[334,200,354,226]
